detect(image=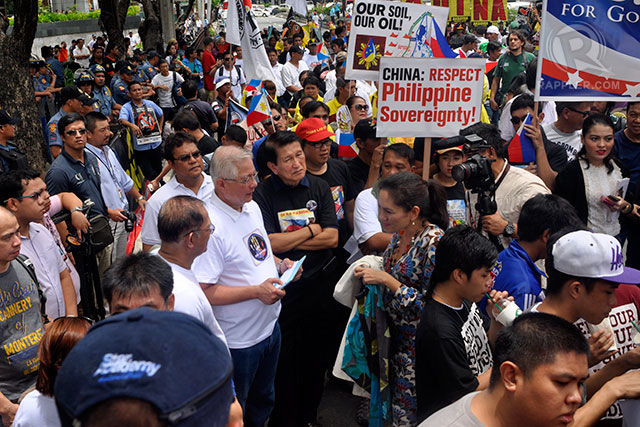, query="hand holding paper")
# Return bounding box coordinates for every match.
[278,256,306,289]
